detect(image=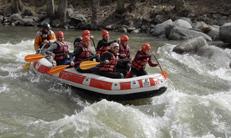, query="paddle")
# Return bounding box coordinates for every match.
[79,60,100,70]
[47,65,70,74]
[24,54,45,62]
[152,53,168,79]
